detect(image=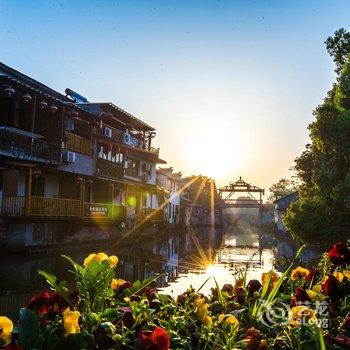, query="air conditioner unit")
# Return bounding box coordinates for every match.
[65,151,76,163]
[104,127,112,138]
